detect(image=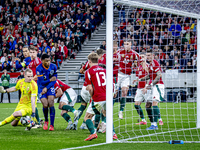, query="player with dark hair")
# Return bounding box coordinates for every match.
[137,49,164,130]
[36,54,57,131]
[15,46,31,69]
